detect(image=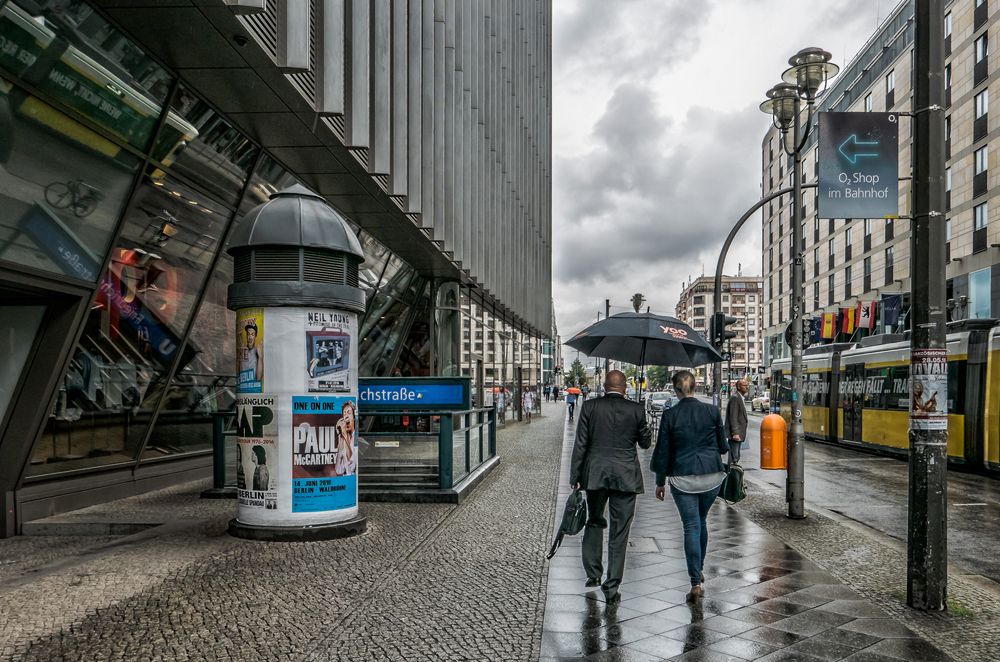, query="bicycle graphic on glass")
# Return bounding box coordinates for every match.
[44,179,104,218]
